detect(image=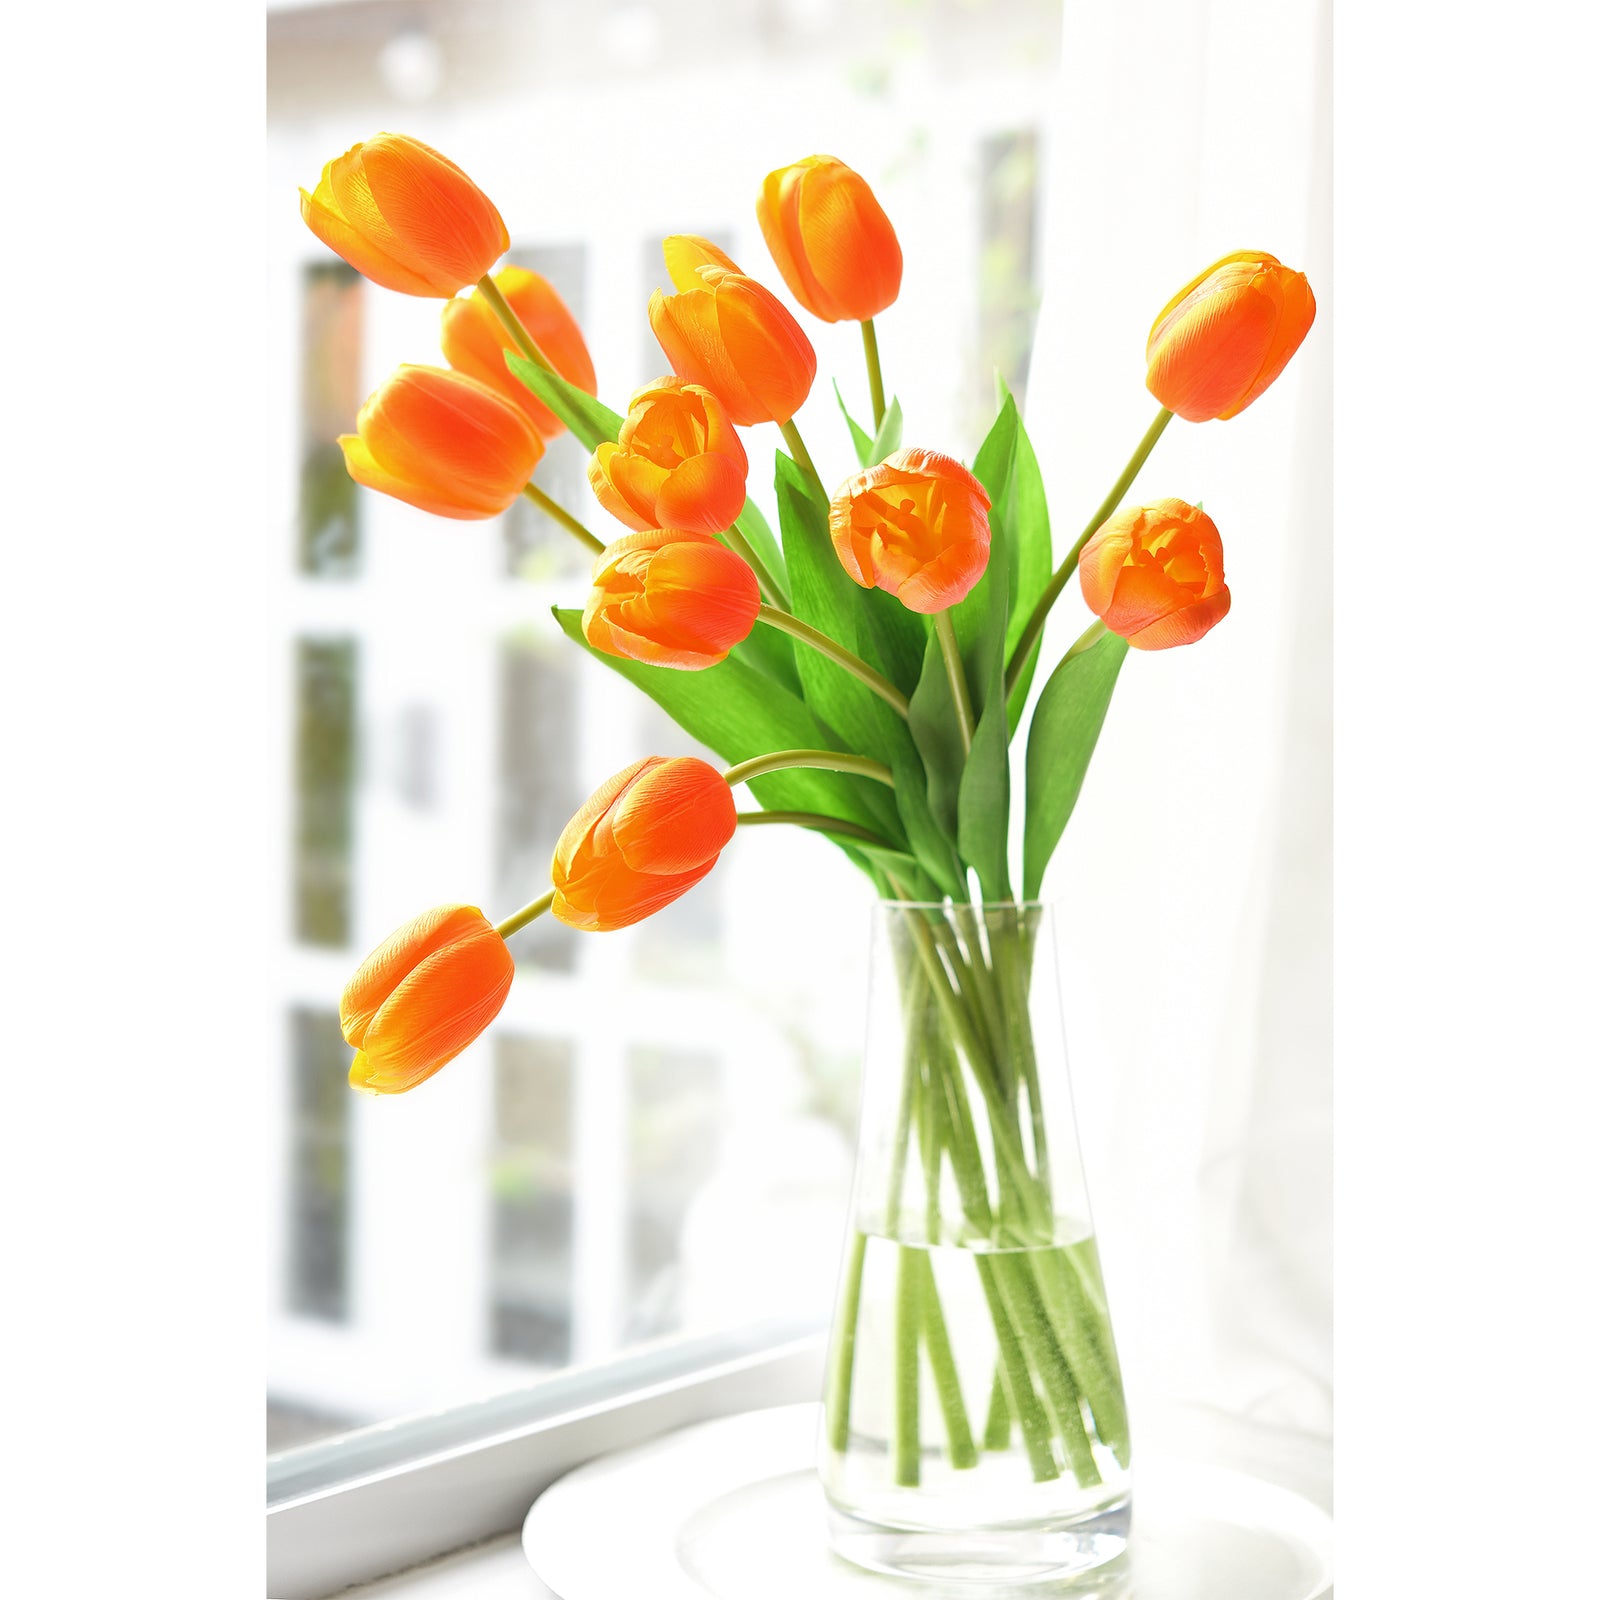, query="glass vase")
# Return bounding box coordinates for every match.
[819,901,1131,1590]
